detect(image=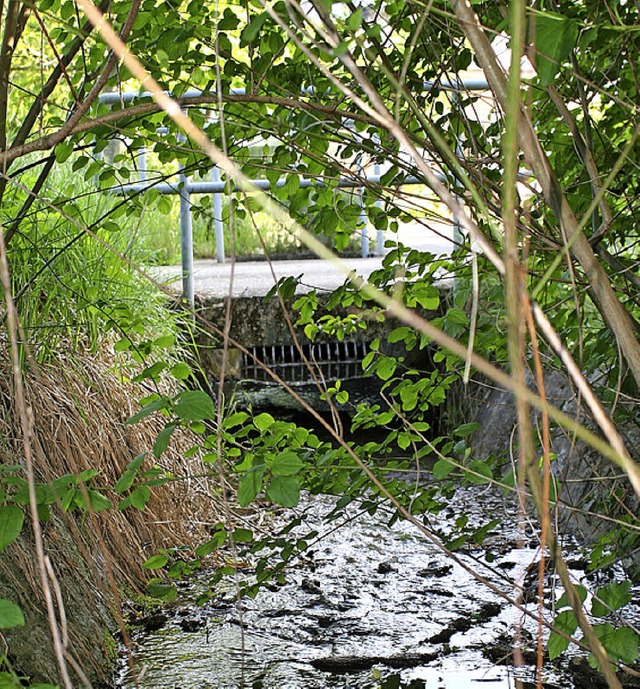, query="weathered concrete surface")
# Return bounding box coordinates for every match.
[472,371,640,550]
[159,257,449,350]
